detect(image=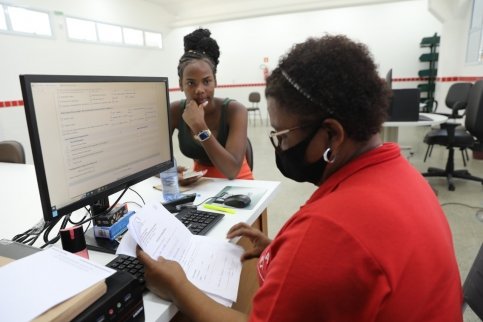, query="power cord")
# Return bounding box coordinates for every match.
[41,214,70,248]
[440,202,482,209]
[440,202,483,222]
[13,186,144,247]
[129,187,145,205]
